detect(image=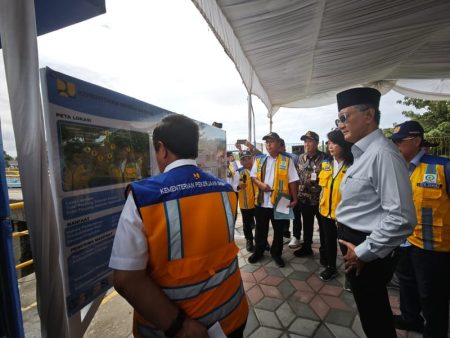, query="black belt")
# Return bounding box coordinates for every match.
[337,222,370,237]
